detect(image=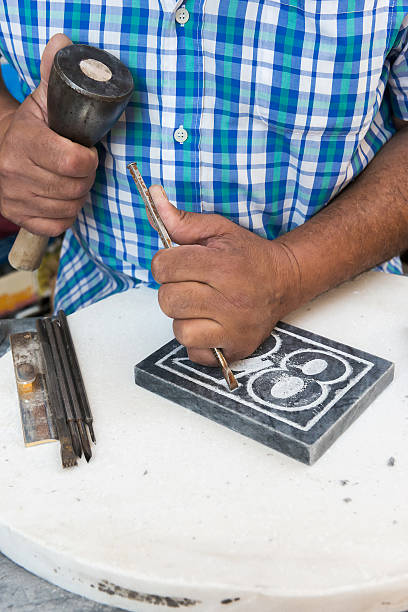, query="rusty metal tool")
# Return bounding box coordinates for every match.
[10,328,58,447]
[57,309,95,443]
[36,319,77,468]
[127,162,239,391]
